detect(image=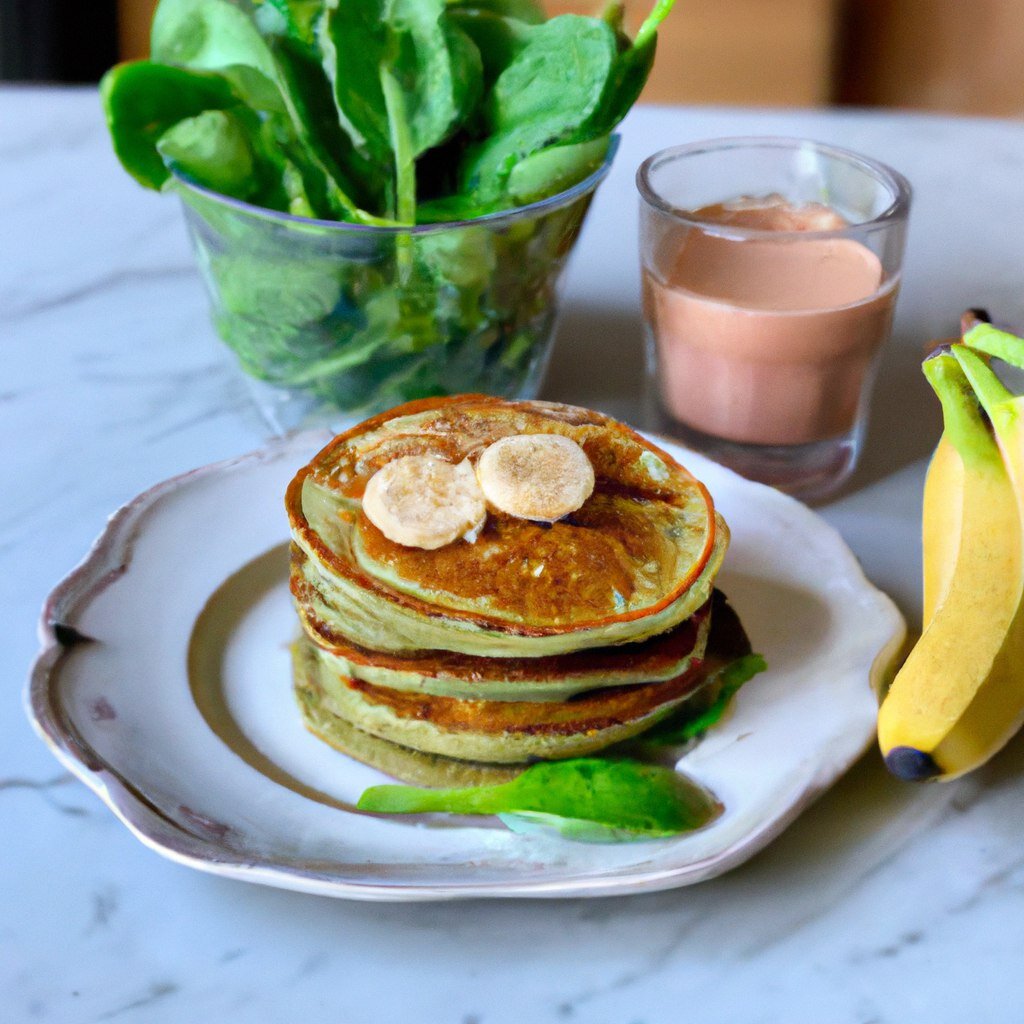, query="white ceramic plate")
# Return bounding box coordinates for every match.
[27,430,905,901]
